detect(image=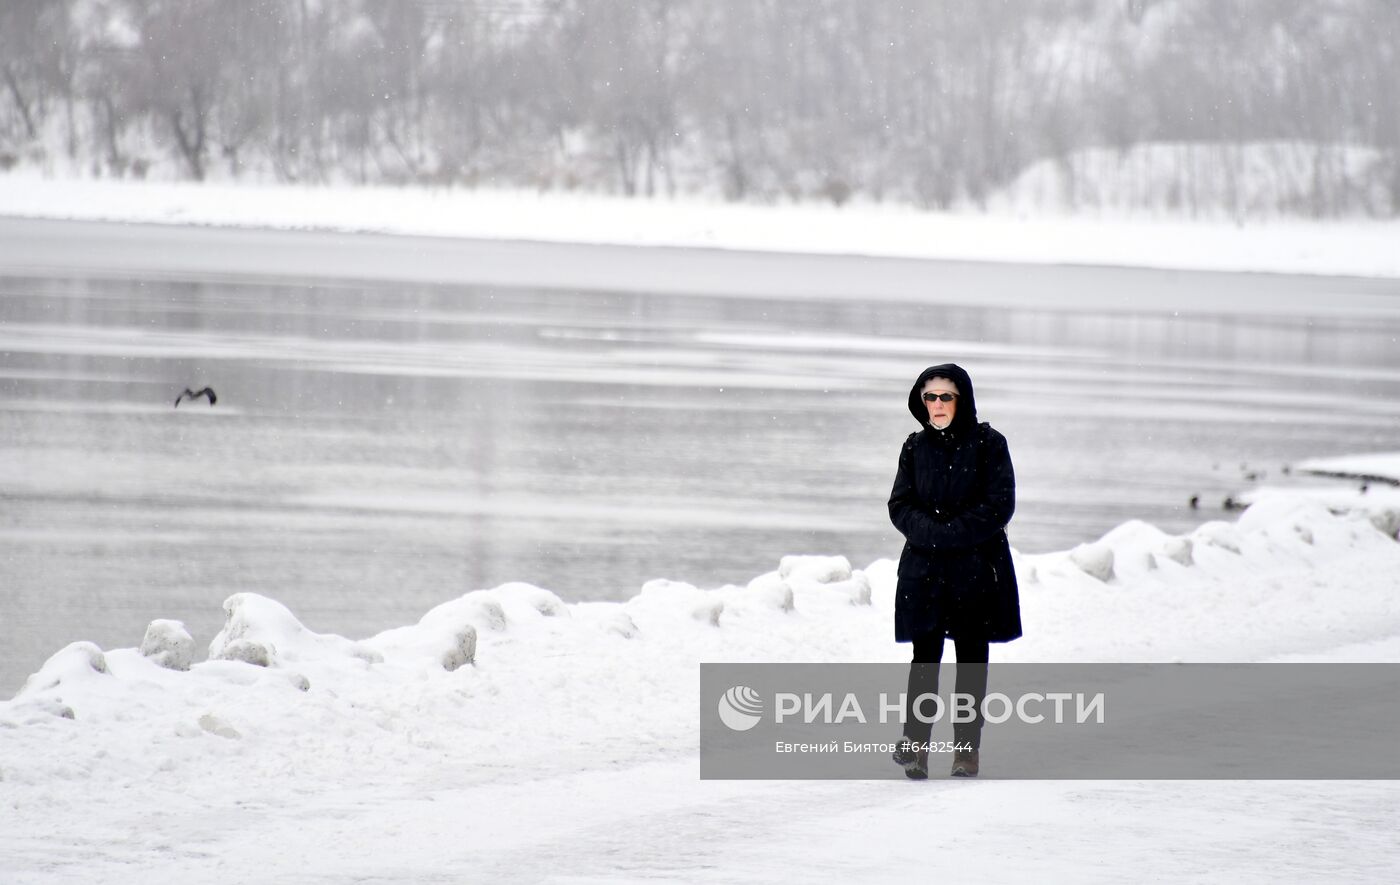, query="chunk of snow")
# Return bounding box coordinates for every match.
[216,639,272,668]
[439,631,477,671]
[140,619,194,671]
